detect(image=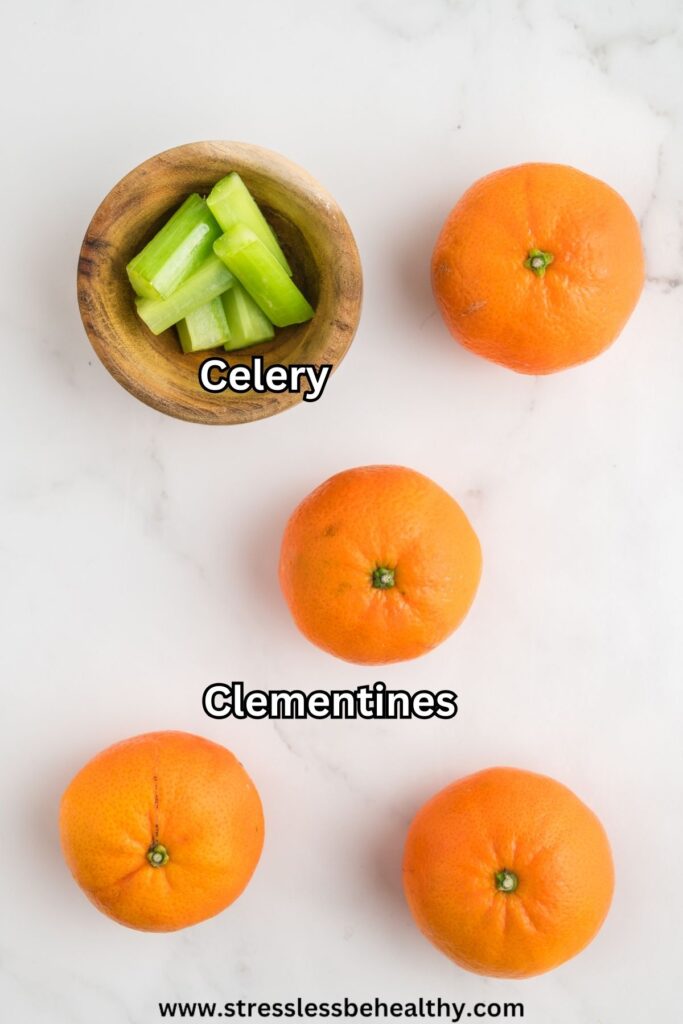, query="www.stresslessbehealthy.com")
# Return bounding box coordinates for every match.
[158,997,524,1020]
